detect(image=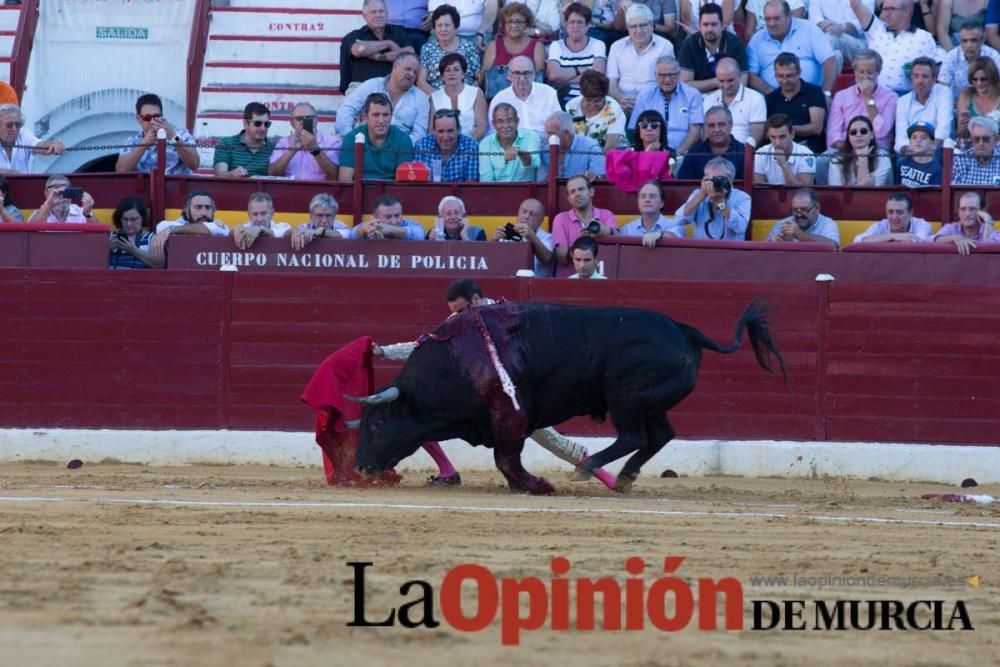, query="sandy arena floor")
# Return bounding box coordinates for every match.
[0,462,997,667]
